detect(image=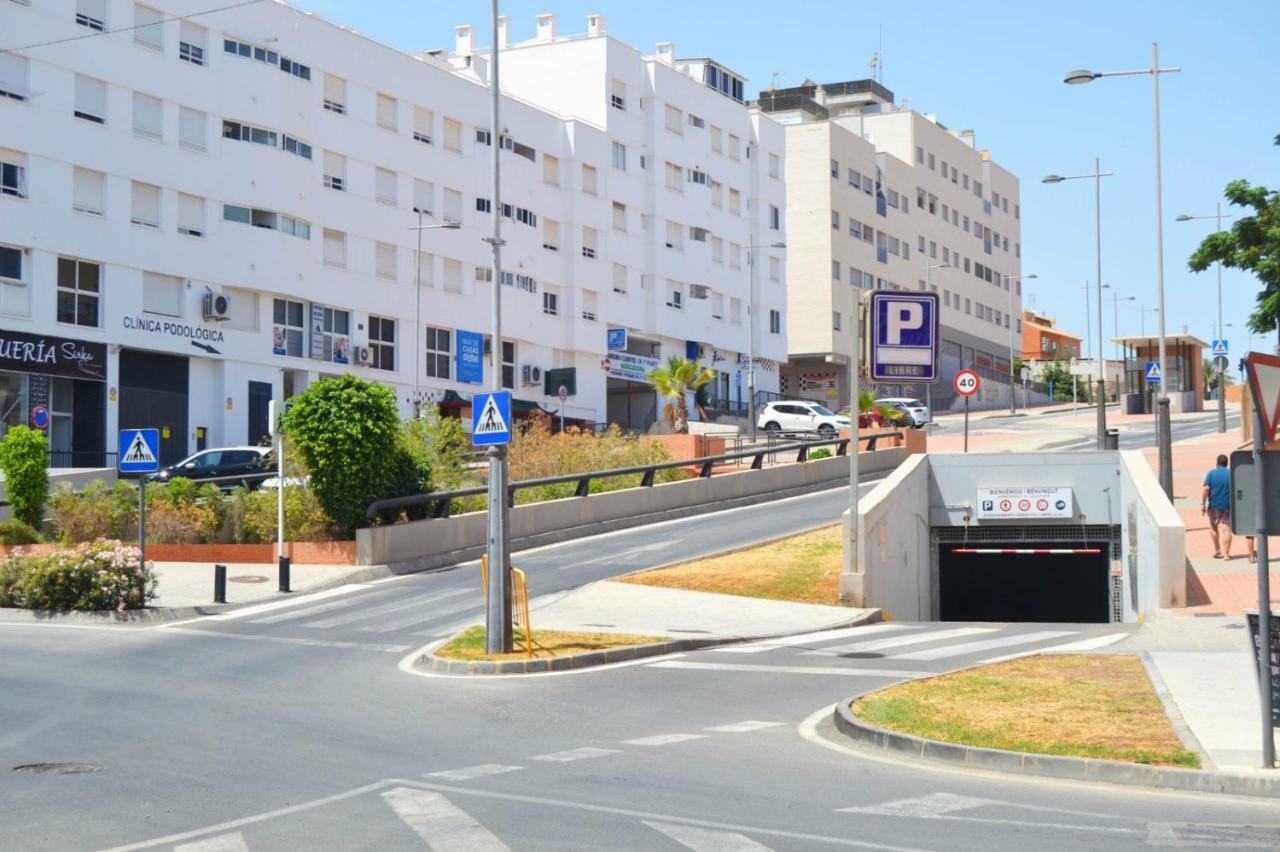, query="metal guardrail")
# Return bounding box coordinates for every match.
[366,430,904,523]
